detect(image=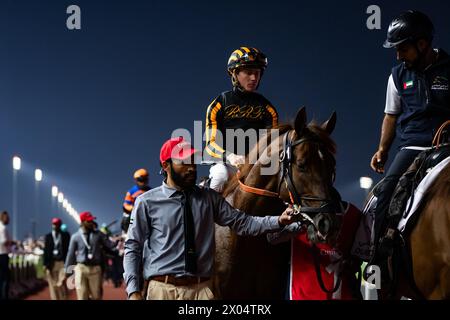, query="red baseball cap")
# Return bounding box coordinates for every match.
[52,218,62,226]
[79,211,96,222]
[159,137,198,164]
